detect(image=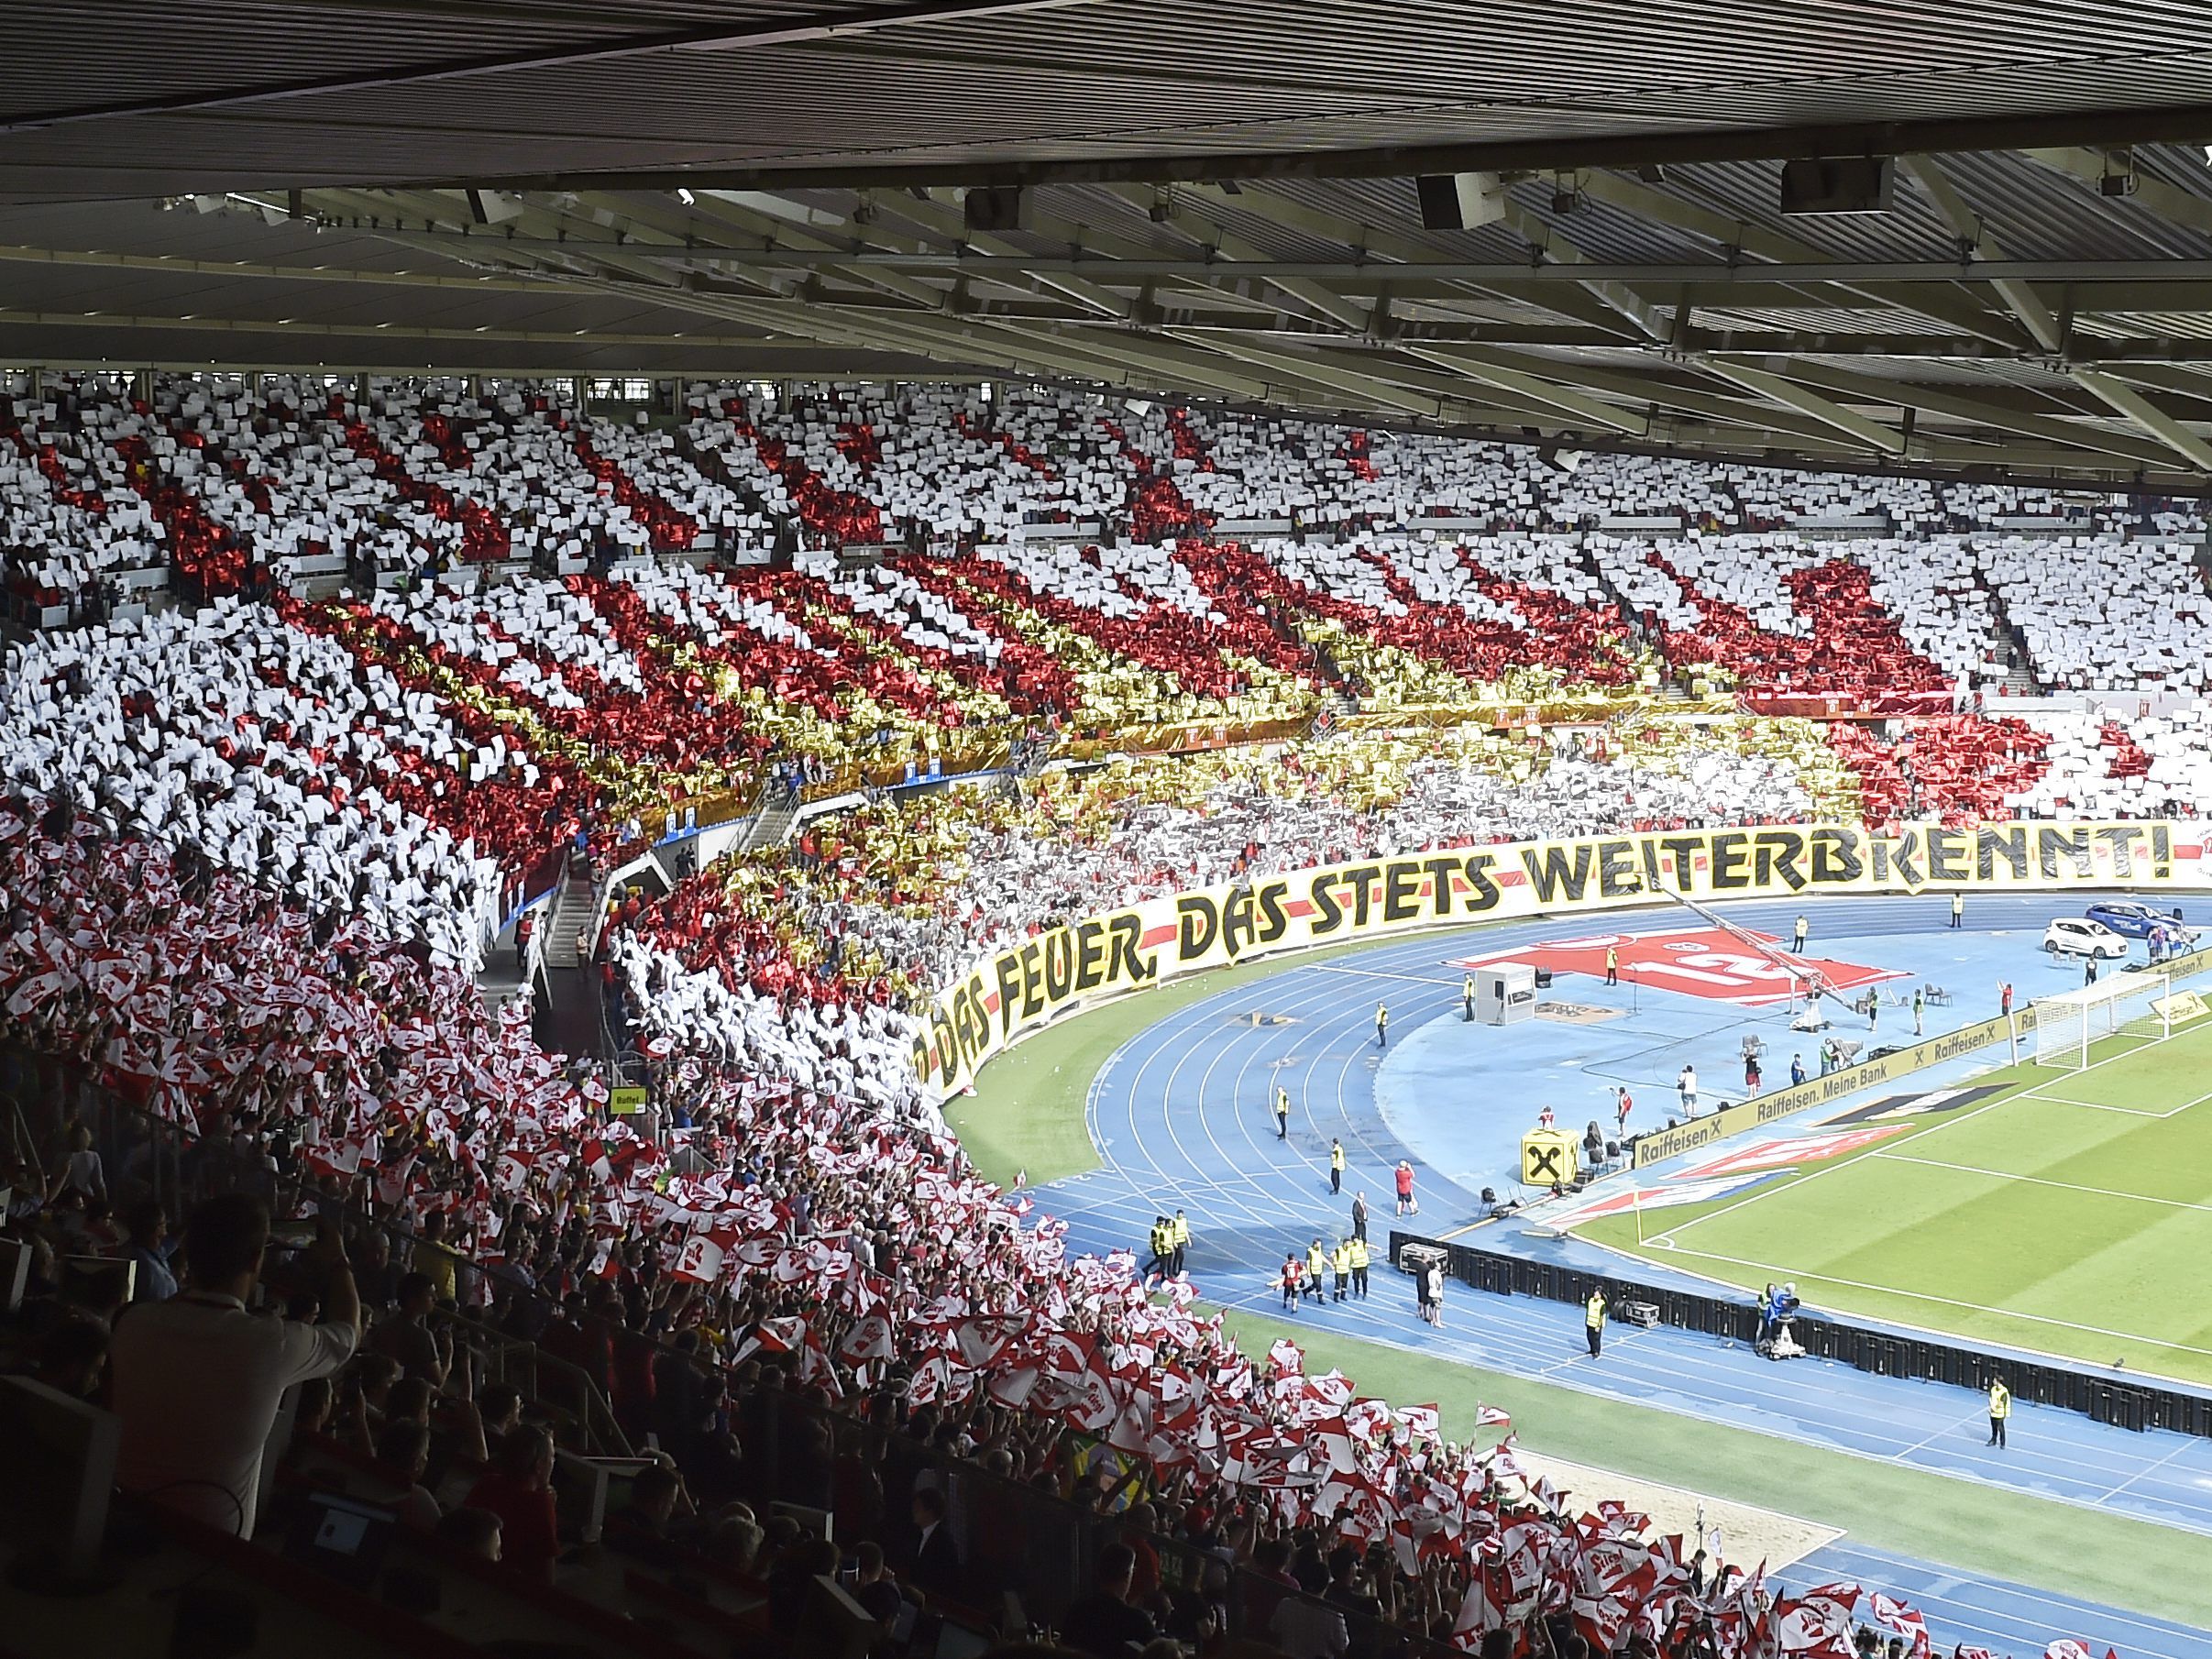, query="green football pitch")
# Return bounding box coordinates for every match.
[1575,1012,2212,1385]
